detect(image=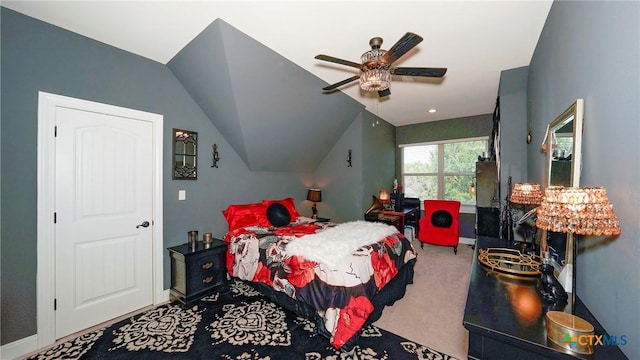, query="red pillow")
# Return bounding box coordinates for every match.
[222,203,267,231]
[253,206,270,227]
[262,197,300,220]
